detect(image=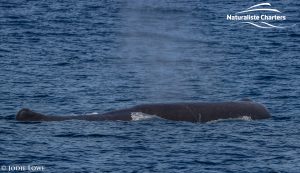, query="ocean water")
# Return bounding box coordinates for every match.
[0,0,300,172]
